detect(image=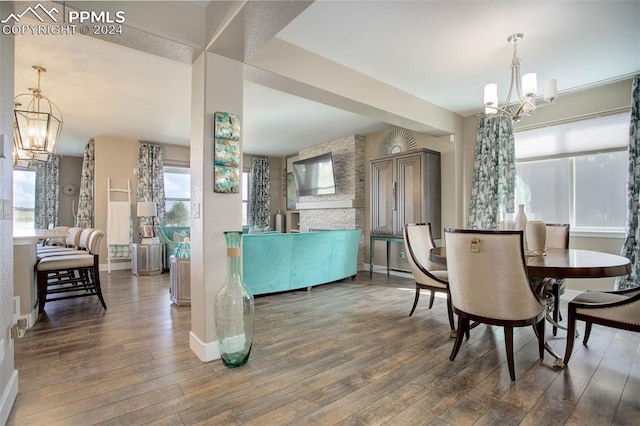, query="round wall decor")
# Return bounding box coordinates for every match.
[380,128,417,155]
[62,183,78,197]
